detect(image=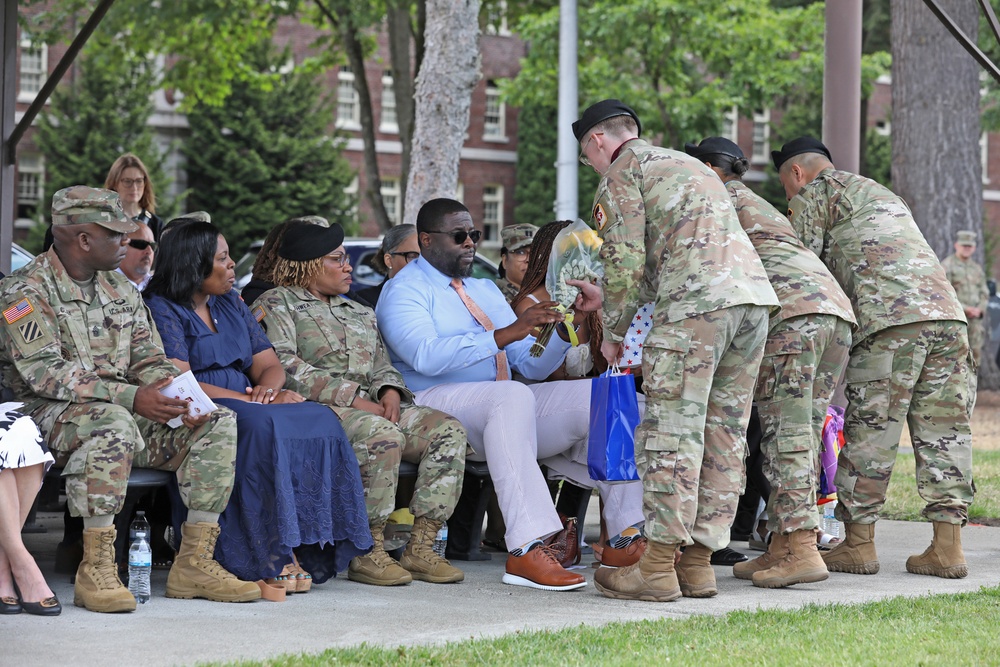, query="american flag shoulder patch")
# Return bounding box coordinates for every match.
[3,298,33,324]
[252,305,266,322]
